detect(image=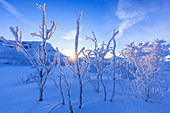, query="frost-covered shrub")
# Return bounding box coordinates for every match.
[1,4,58,101]
[85,30,118,101]
[121,39,170,102]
